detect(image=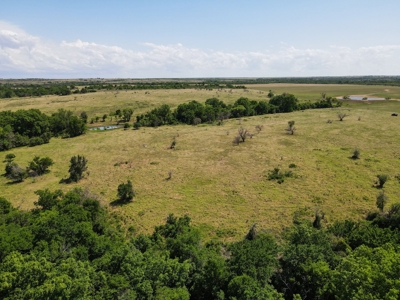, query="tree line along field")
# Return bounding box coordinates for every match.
[1,84,400,240]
